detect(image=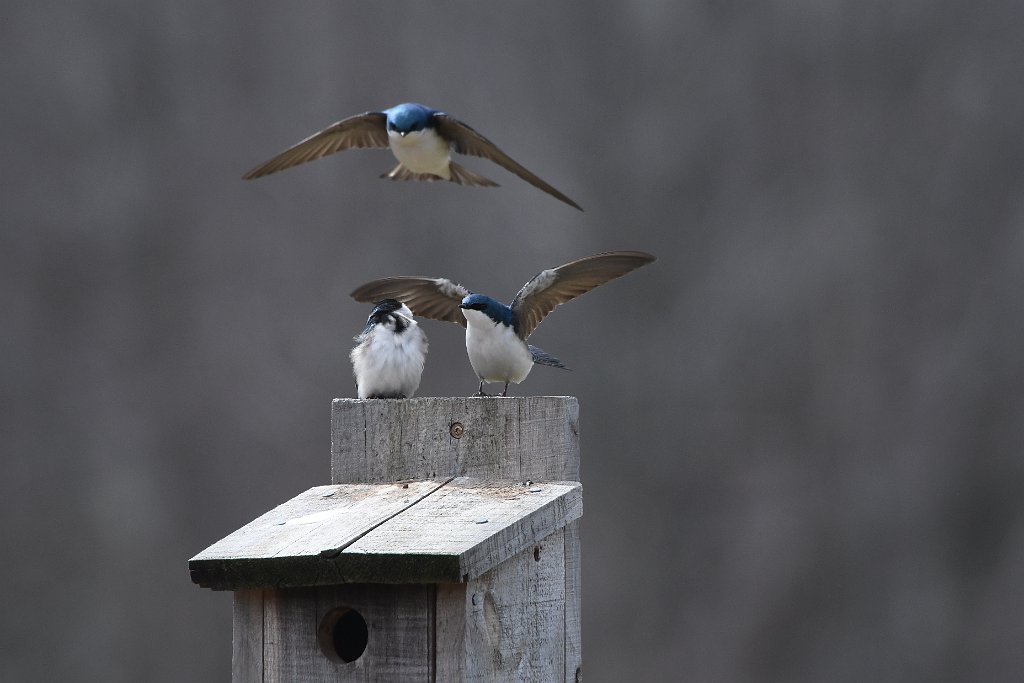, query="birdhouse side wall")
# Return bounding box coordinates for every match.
[436,525,581,682]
